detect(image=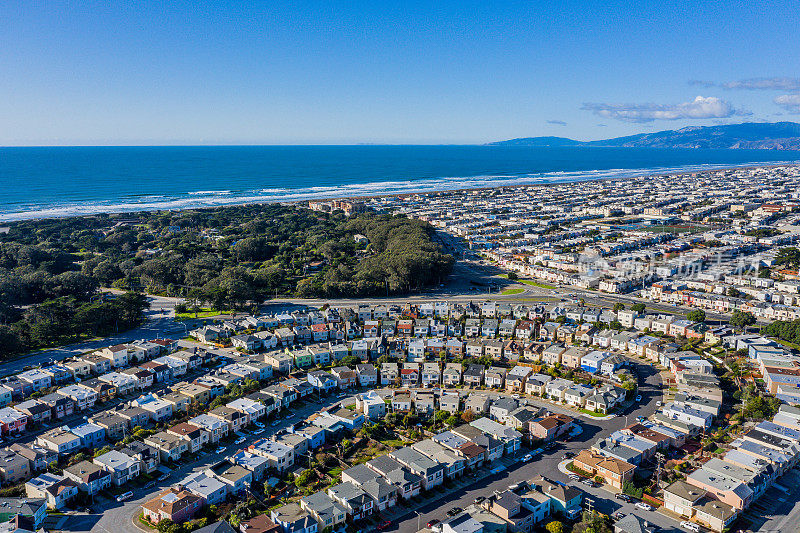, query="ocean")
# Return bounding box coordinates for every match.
[2,145,799,222]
